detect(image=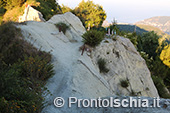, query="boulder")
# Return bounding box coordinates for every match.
[19,5,45,22]
[92,36,159,97]
[47,12,86,41]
